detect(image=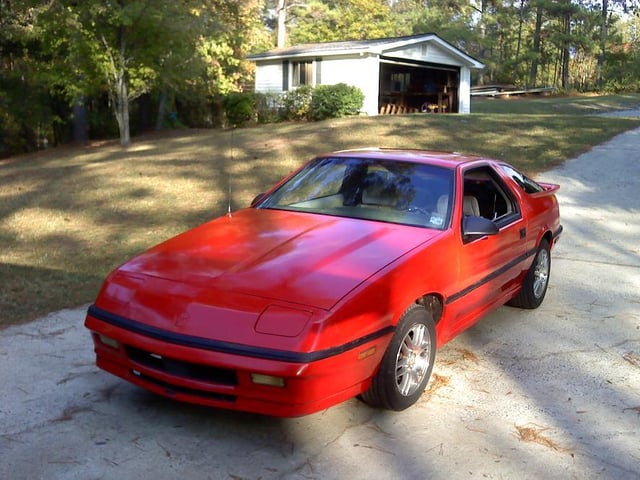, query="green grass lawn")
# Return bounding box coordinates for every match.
[472,92,640,115]
[2,93,640,328]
